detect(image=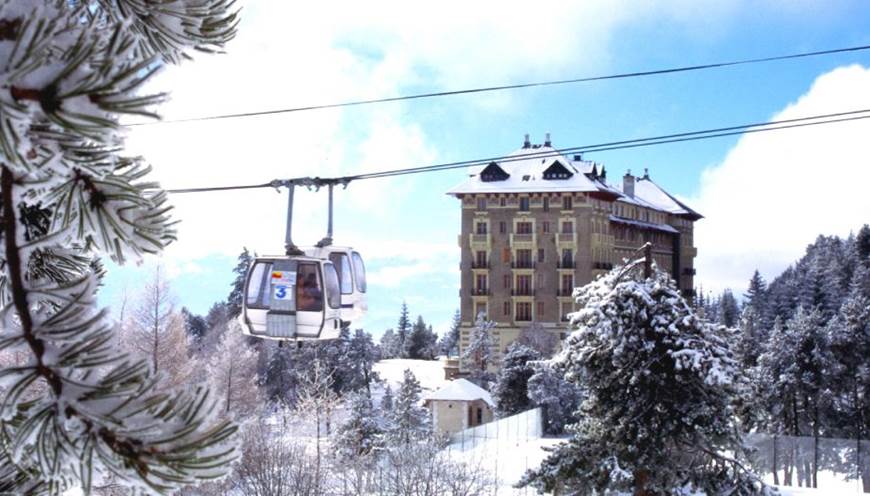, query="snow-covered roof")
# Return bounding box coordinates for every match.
[425,379,495,407]
[609,215,679,234]
[447,145,603,195]
[615,177,702,219]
